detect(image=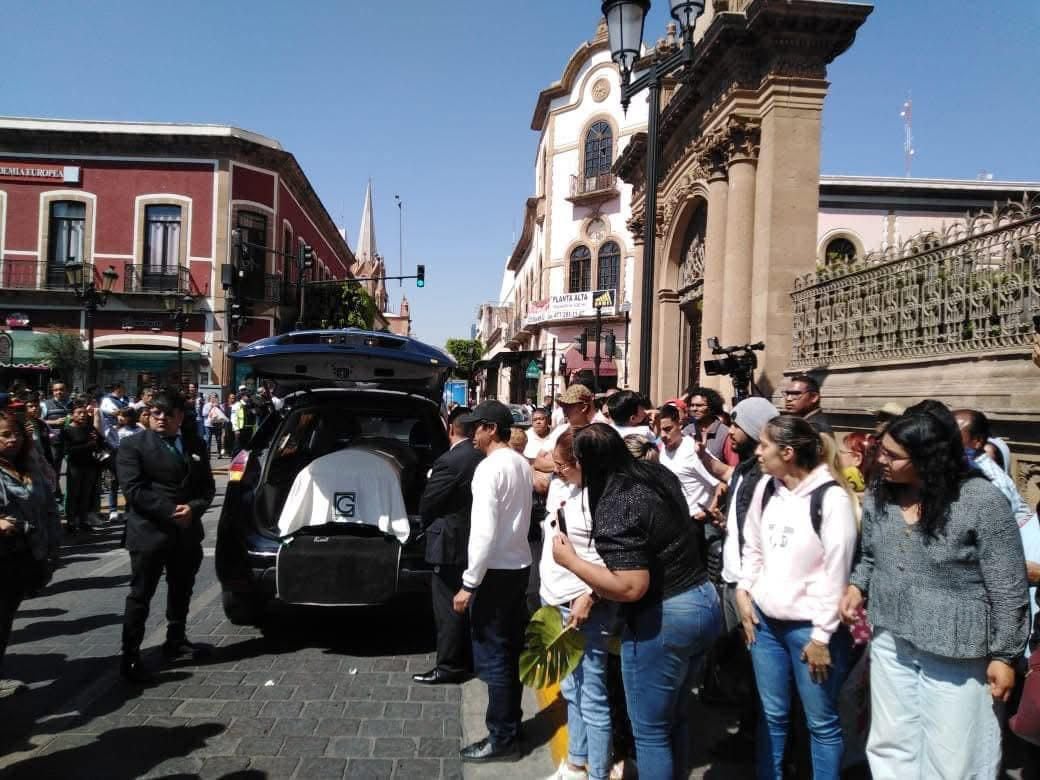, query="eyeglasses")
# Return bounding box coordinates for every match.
[876,447,911,464]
